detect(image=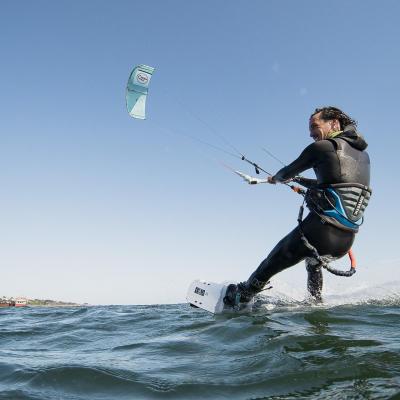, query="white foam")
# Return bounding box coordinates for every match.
[257,278,400,308]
